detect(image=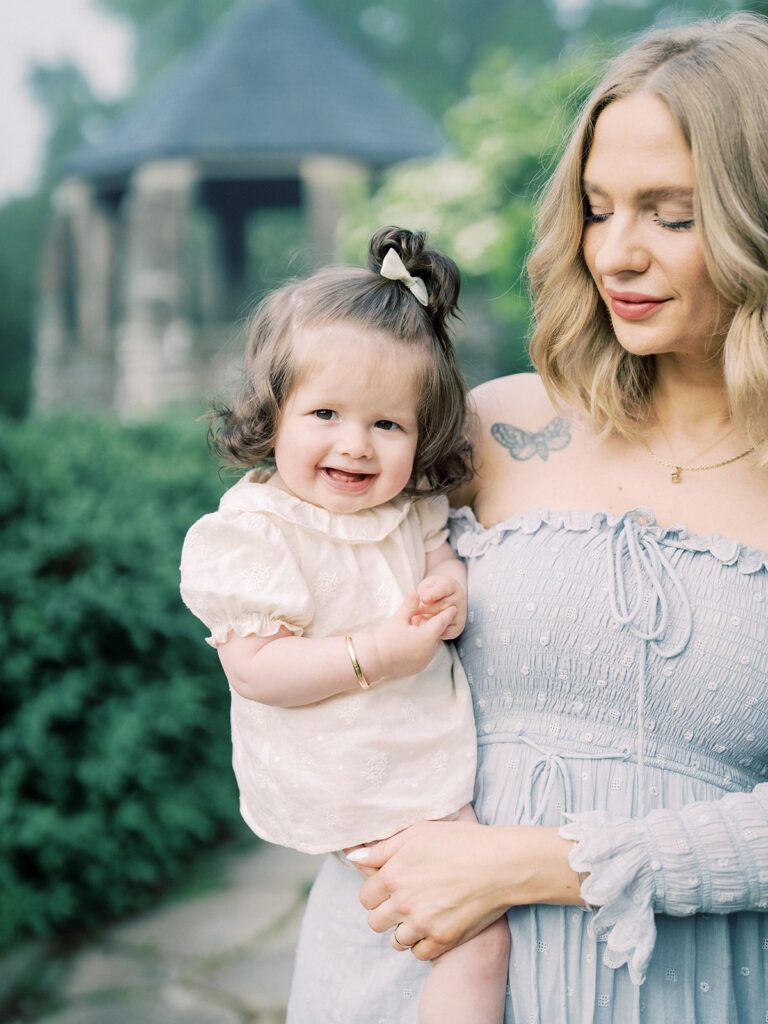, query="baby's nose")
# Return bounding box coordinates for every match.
[337,425,372,458]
